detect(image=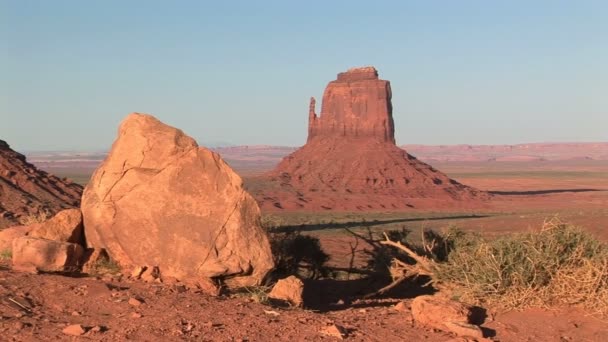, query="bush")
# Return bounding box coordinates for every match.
[269,230,329,280]
[433,220,608,315]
